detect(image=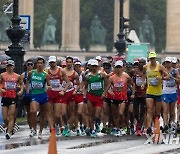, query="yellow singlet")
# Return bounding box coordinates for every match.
[146,64,162,95]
